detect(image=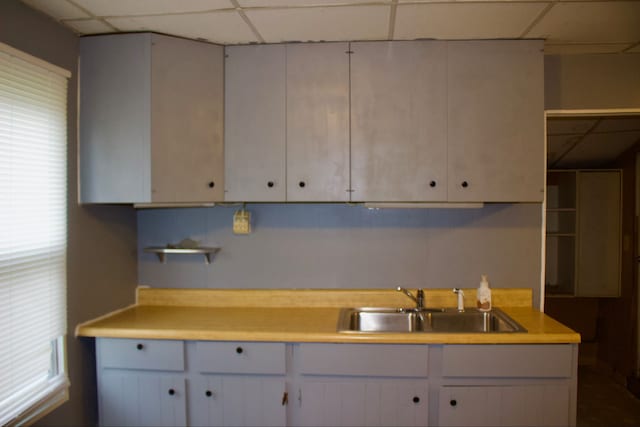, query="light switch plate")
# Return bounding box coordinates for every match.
[233,209,251,235]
